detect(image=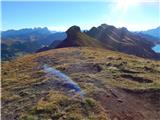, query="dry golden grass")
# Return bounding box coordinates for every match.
[2,47,160,119]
